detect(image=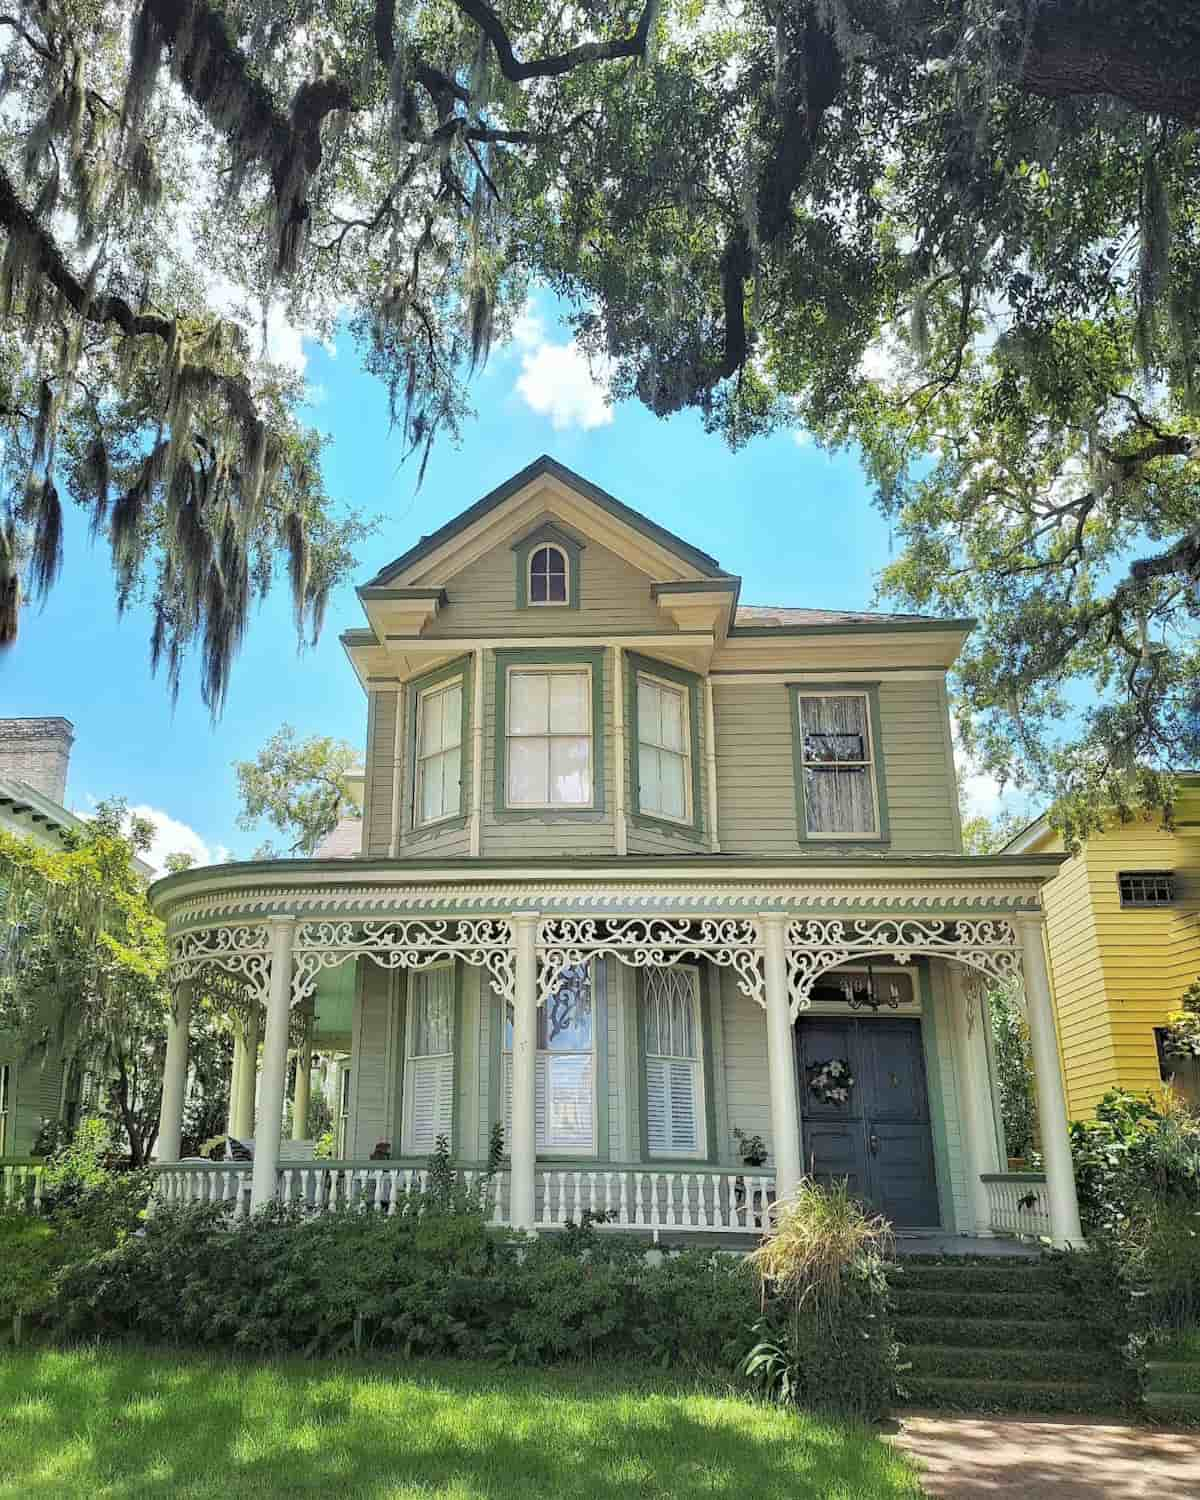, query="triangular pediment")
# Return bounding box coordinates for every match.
[365,456,732,591]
